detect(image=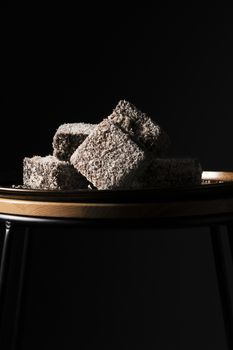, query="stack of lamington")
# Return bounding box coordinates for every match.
[23,100,202,190]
